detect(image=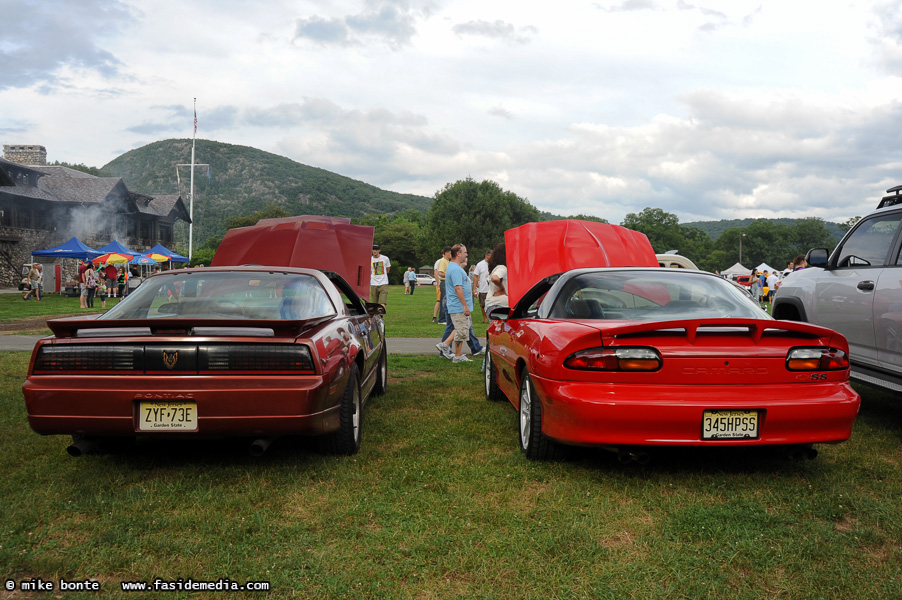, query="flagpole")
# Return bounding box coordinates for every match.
[189,98,196,262]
